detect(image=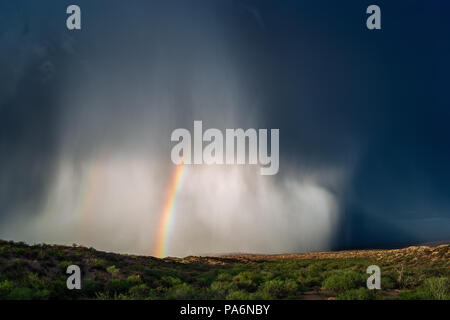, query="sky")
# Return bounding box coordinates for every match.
[0,0,449,256]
